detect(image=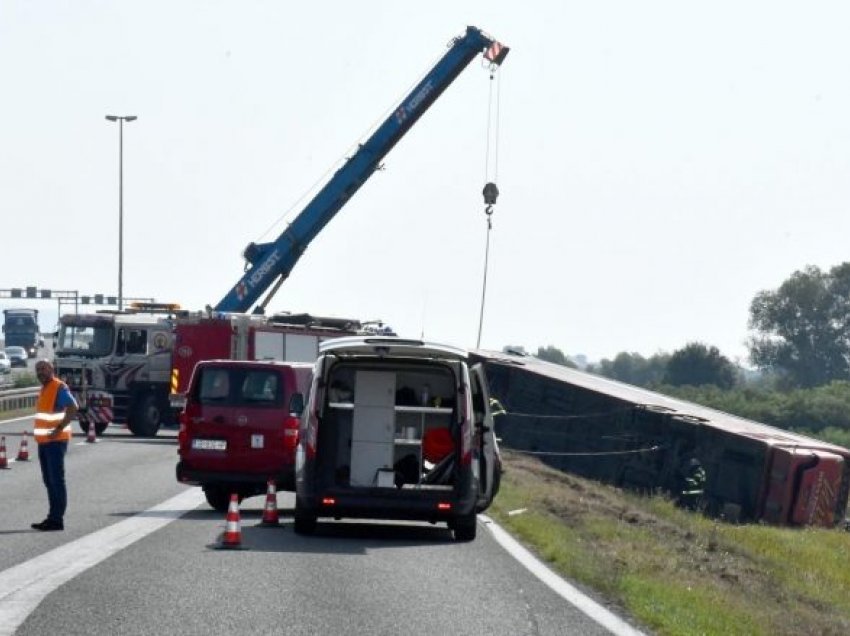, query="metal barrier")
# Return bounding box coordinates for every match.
[0,387,39,414]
